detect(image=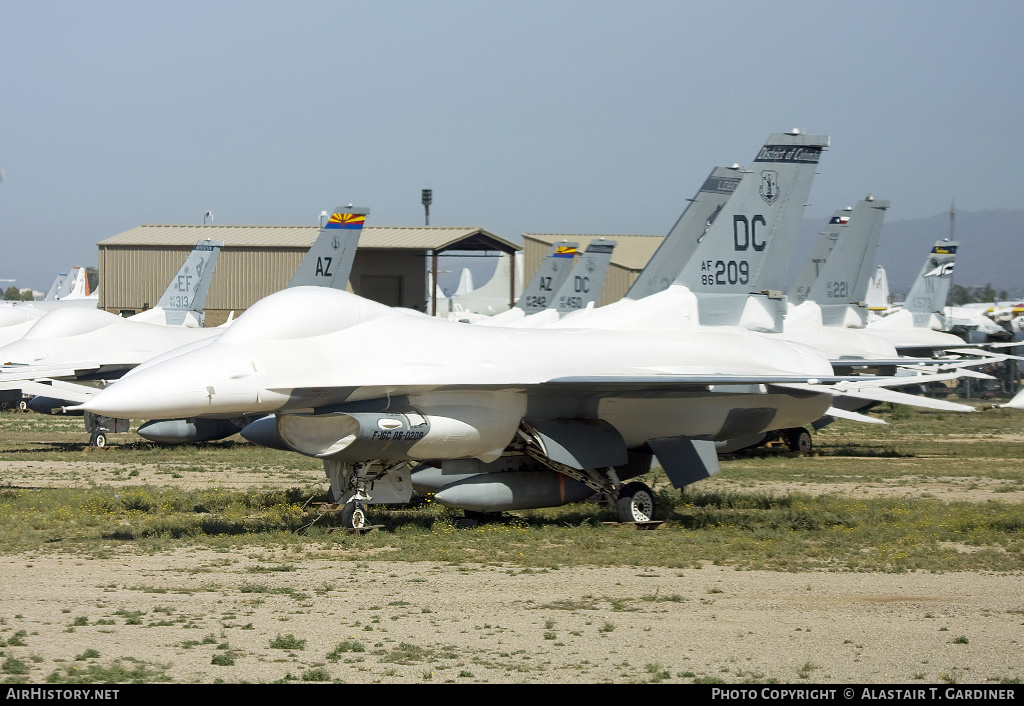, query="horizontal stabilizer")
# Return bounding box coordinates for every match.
[998,388,1024,410]
[823,406,887,424]
[774,381,974,412]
